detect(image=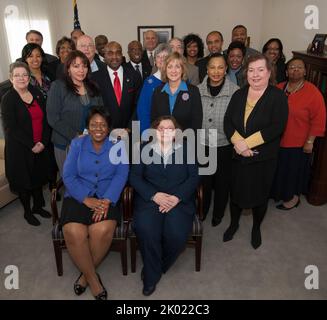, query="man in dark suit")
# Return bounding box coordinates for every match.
[196,31,224,83]
[125,40,152,83]
[92,41,141,134]
[141,30,159,68]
